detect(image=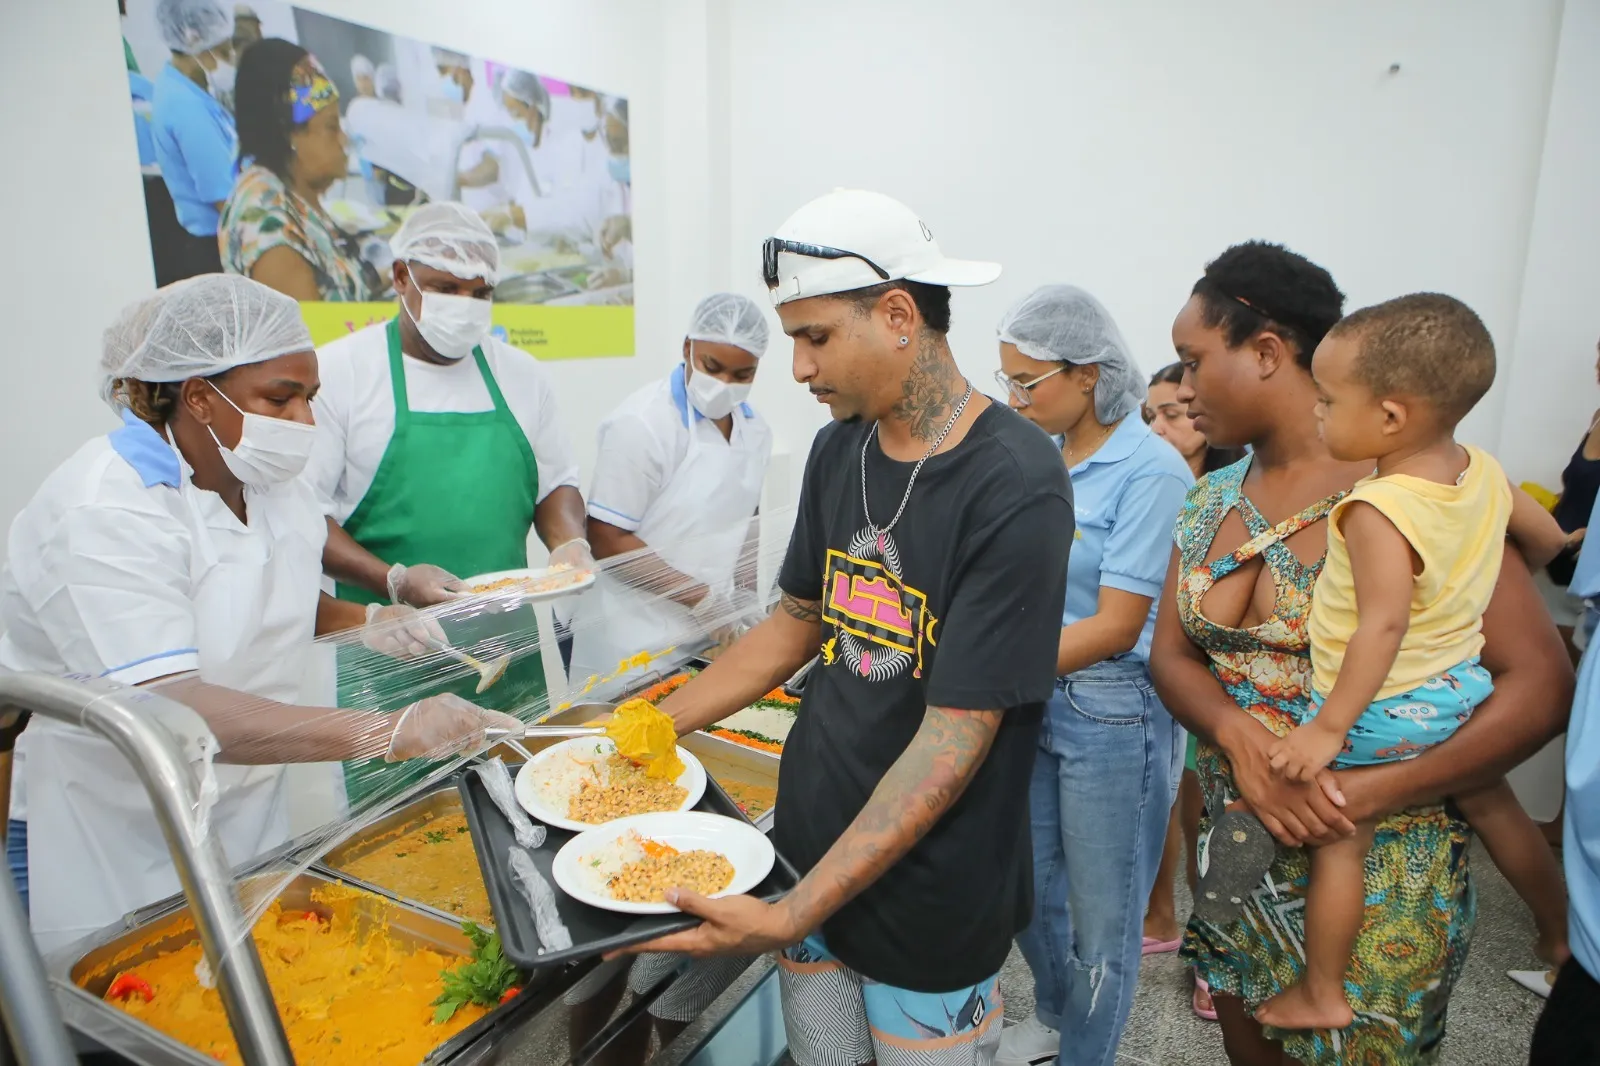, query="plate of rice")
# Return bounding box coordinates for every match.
[515,736,706,832]
[552,812,775,915]
[463,565,596,604]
